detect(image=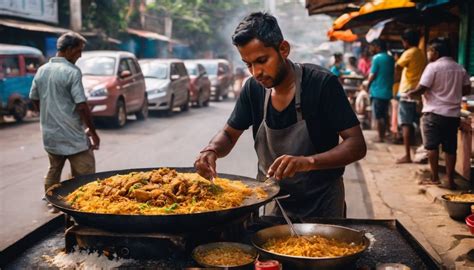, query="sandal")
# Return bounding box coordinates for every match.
[418,179,441,185]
